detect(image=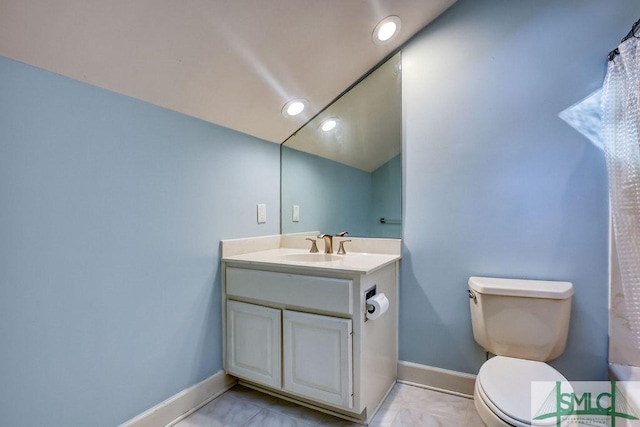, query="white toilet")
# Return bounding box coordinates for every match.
[468,276,574,427]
